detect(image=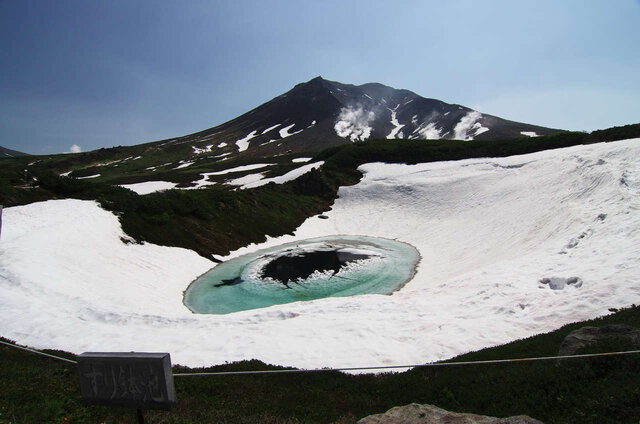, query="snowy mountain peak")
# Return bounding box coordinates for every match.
[162,77,561,160]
